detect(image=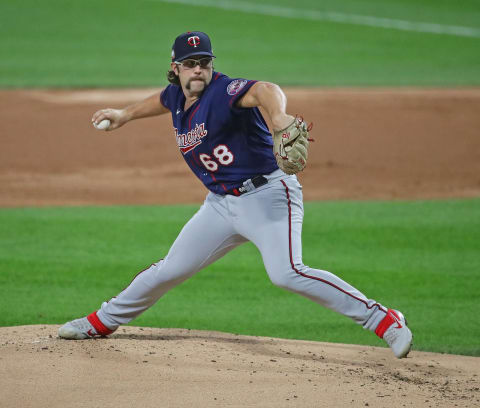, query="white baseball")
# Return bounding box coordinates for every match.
[93,119,111,130]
